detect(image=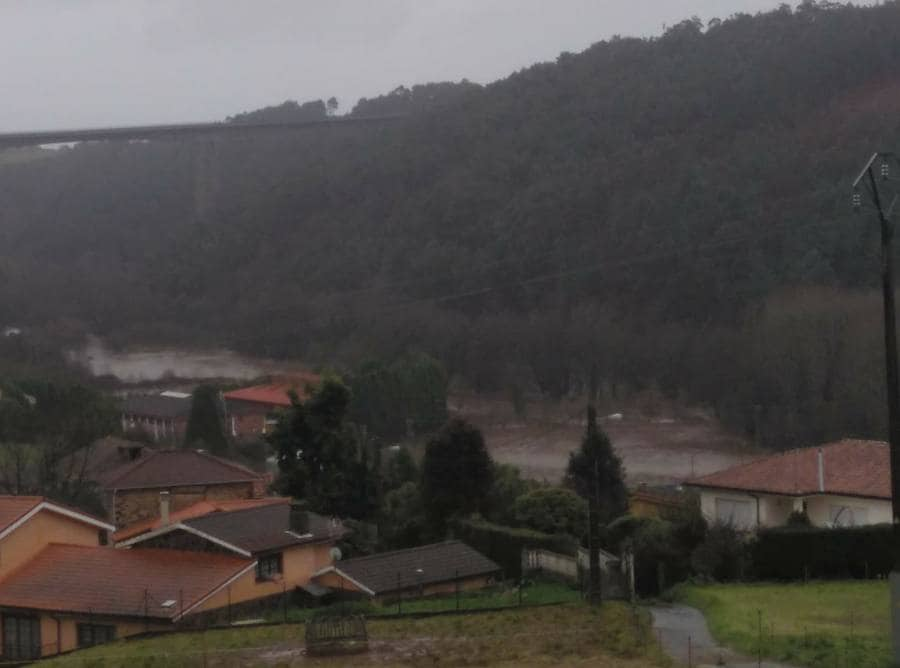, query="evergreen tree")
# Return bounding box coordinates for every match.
[268,378,377,519]
[565,406,627,525]
[184,385,228,455]
[421,418,494,533]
